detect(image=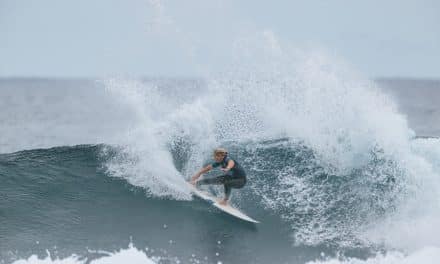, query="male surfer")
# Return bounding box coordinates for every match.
[190,148,246,206]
